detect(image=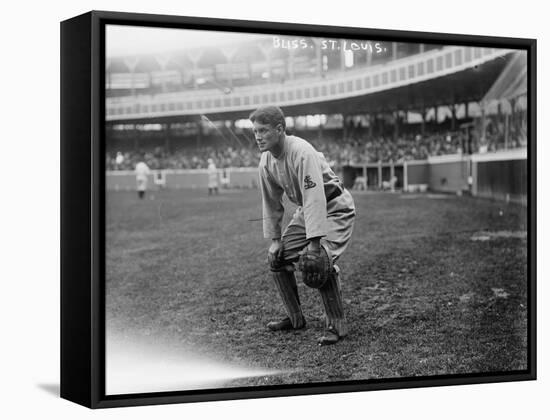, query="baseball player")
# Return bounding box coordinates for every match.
[207,158,219,195]
[135,158,151,199]
[251,106,356,345]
